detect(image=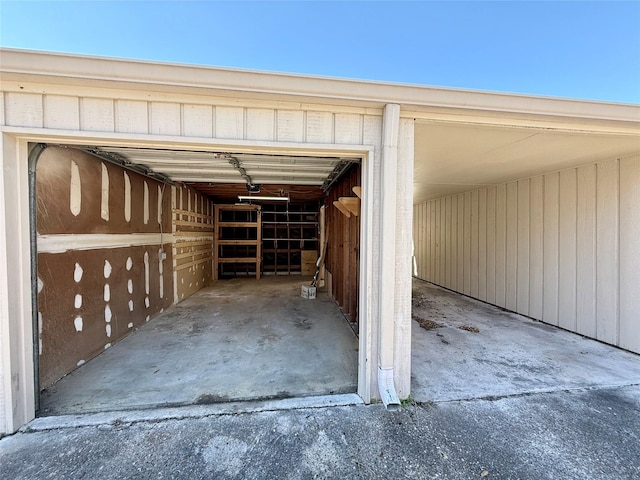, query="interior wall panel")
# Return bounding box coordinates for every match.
[36,147,174,389]
[413,155,640,354]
